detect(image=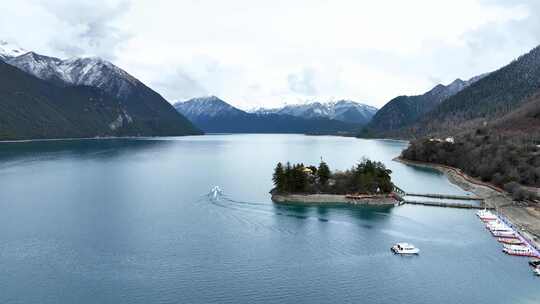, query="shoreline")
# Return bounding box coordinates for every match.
[0,135,207,144]
[395,157,540,251]
[271,193,398,206]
